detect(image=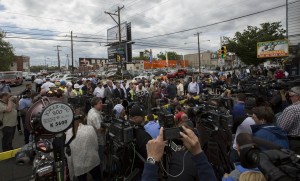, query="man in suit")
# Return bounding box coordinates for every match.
[104,80,114,102]
[113,82,125,100]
